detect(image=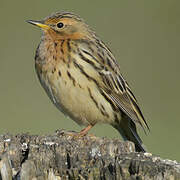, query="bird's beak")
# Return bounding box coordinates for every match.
[26,20,49,29]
